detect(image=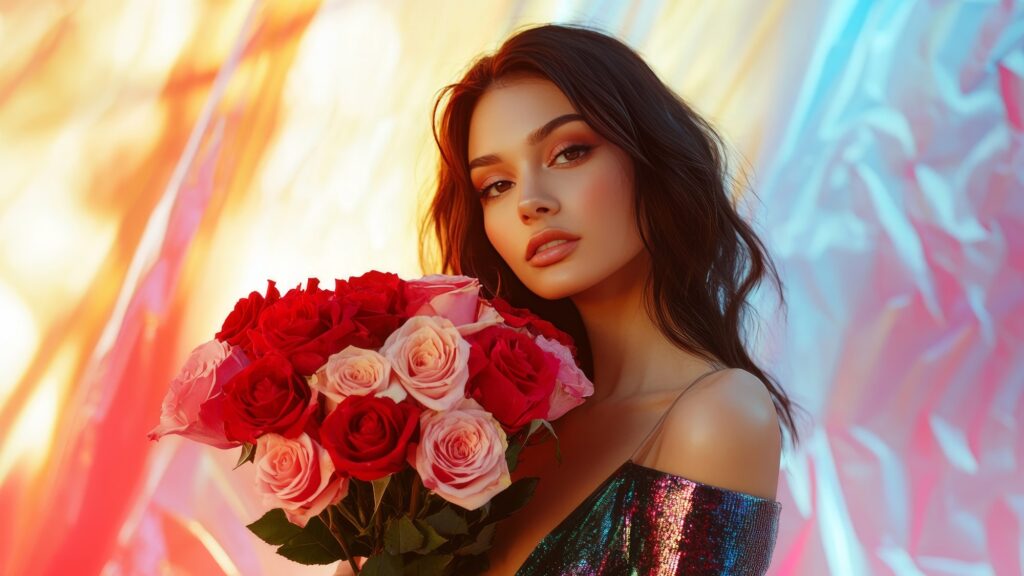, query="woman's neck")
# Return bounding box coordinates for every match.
[570,252,716,404]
